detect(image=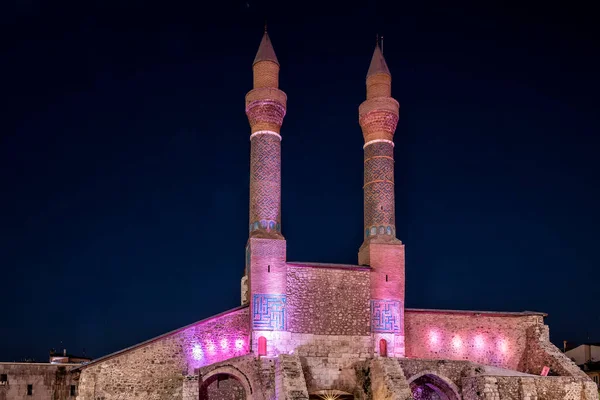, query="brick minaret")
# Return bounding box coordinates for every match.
[242,30,288,356]
[358,43,406,356]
